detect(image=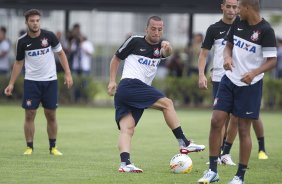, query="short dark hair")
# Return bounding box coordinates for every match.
[240,0,260,11]
[146,16,162,27]
[0,26,6,34]
[24,9,41,21]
